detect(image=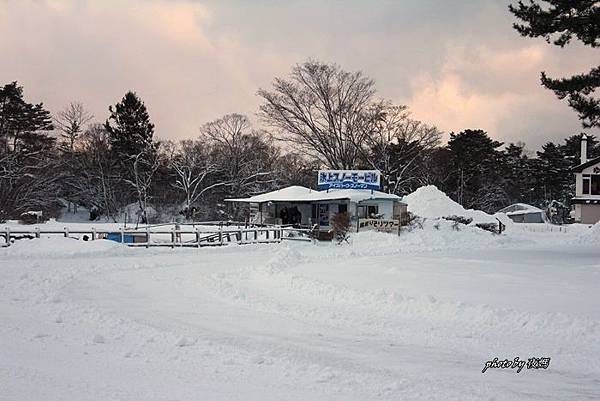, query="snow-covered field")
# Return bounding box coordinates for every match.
[1,219,599,401]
